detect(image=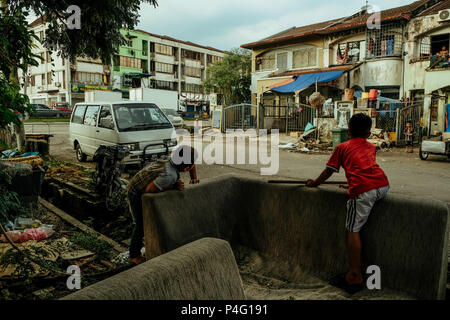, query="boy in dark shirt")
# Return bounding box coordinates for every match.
[307,113,389,294]
[126,145,199,265]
